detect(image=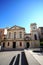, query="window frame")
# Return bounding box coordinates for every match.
[9,32,11,38]
[20,42,22,46]
[20,32,22,38]
[14,32,16,39]
[8,42,9,46]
